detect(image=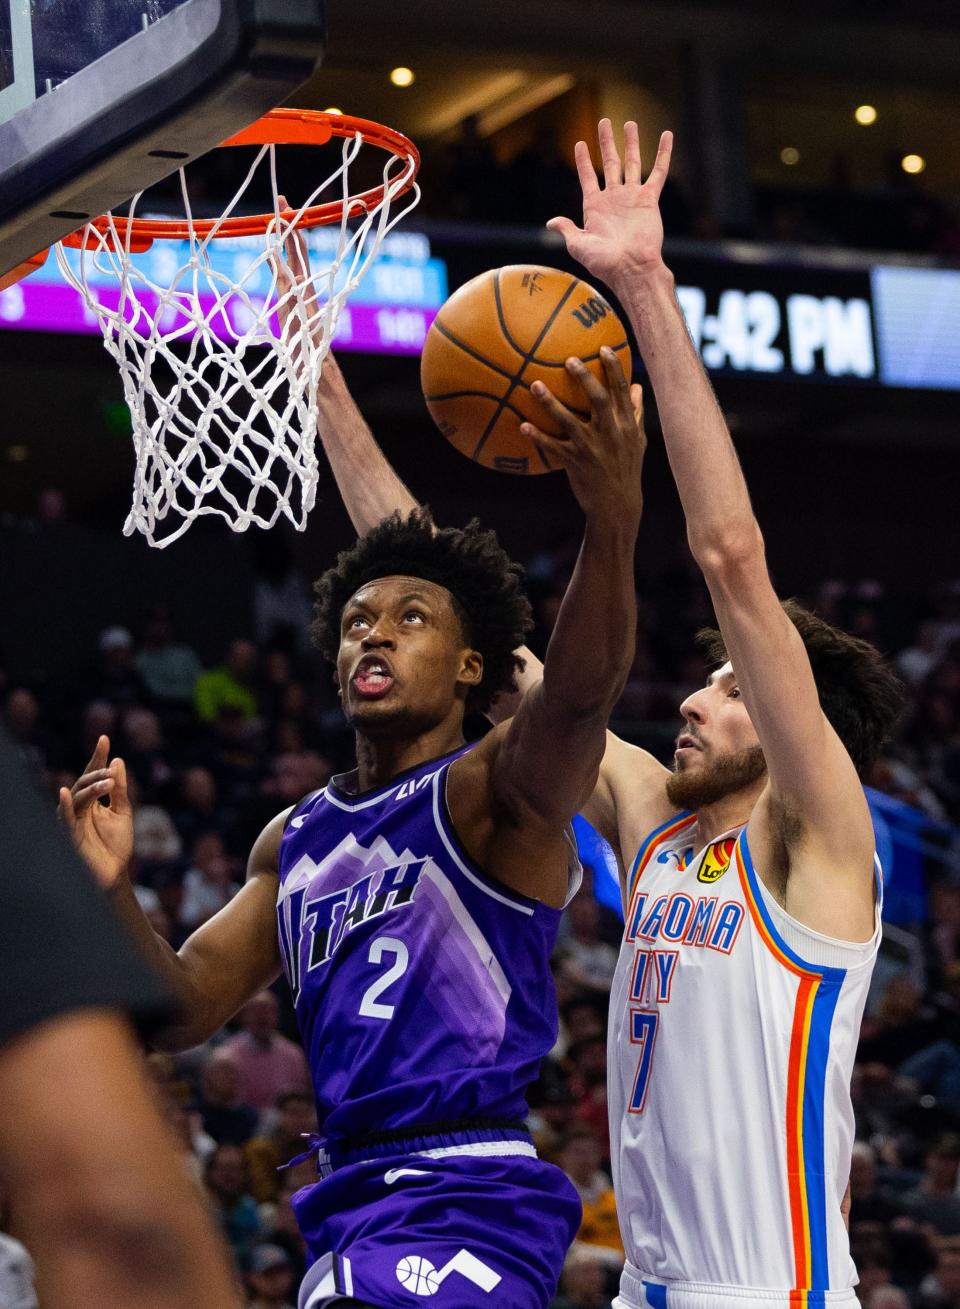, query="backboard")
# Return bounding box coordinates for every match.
[0,0,326,282]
